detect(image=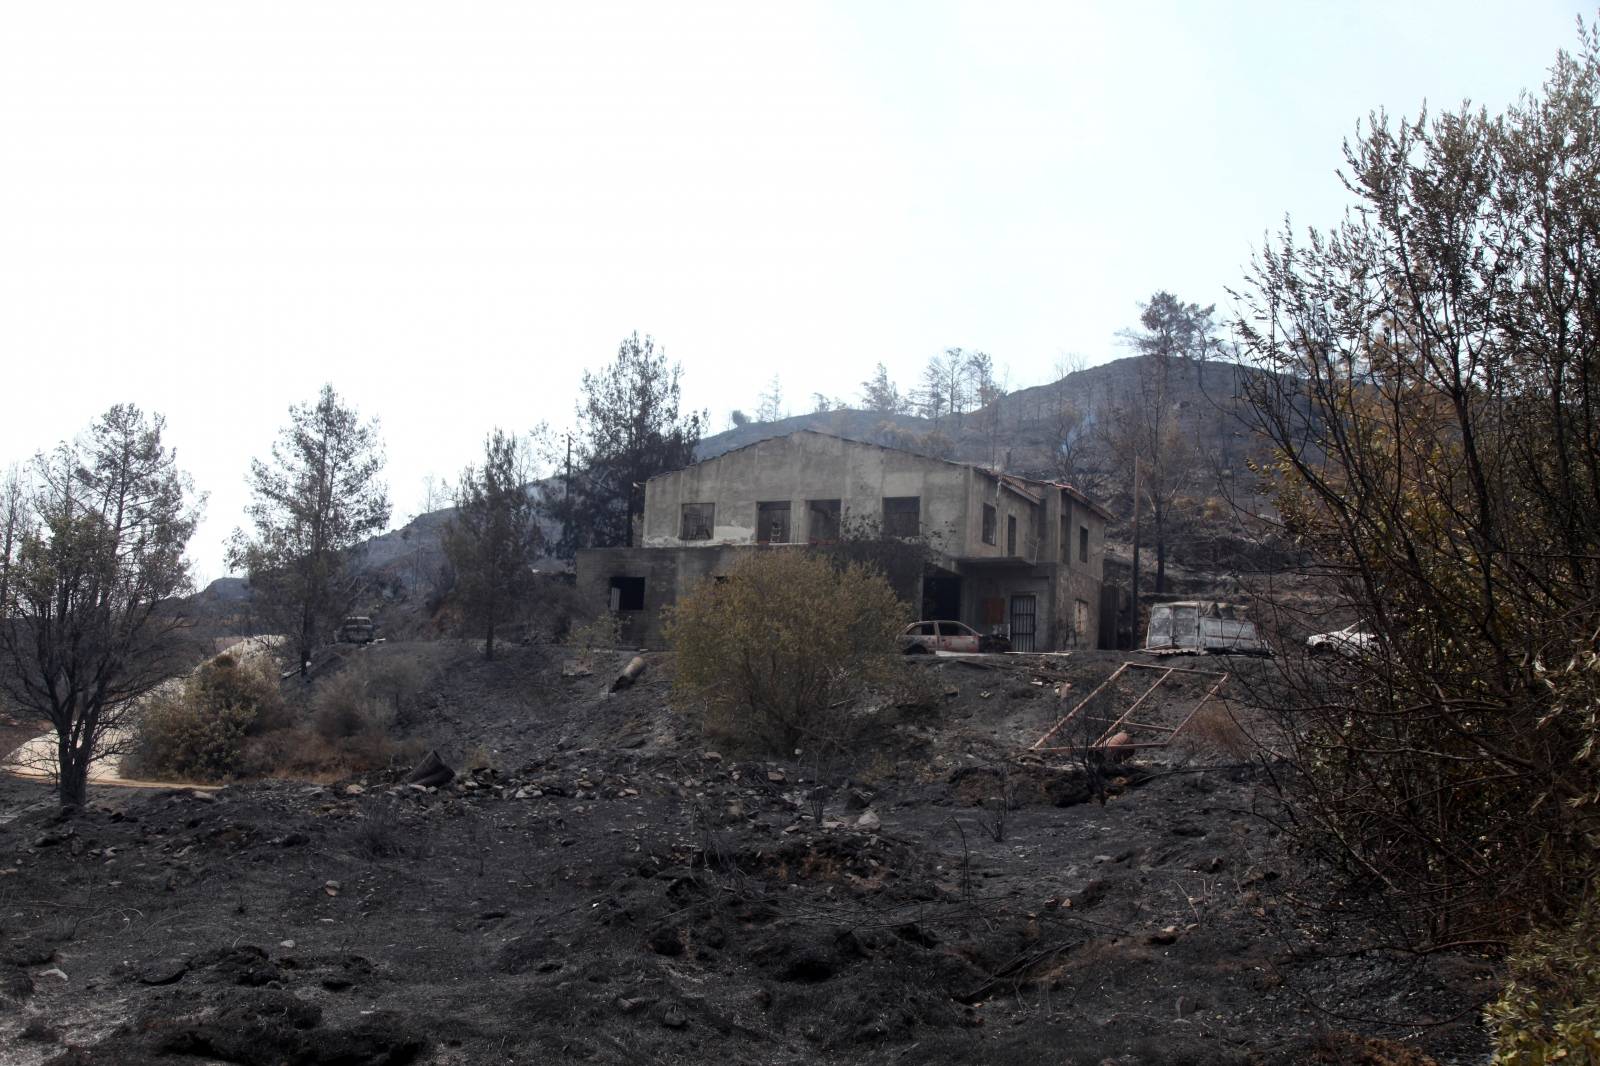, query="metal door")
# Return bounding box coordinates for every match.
[1009,594,1037,652]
